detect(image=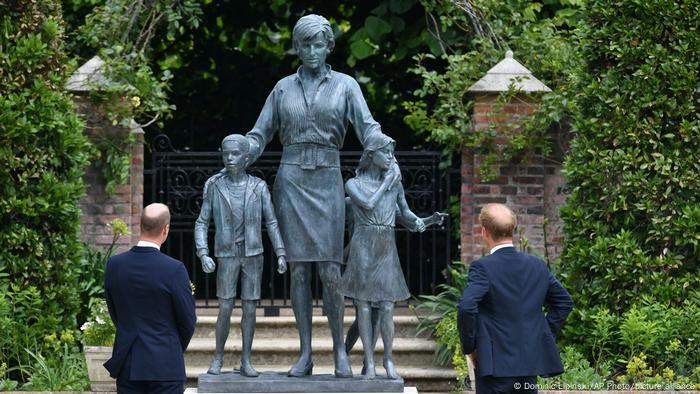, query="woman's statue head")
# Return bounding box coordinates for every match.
[293,14,334,73]
[293,14,335,51]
